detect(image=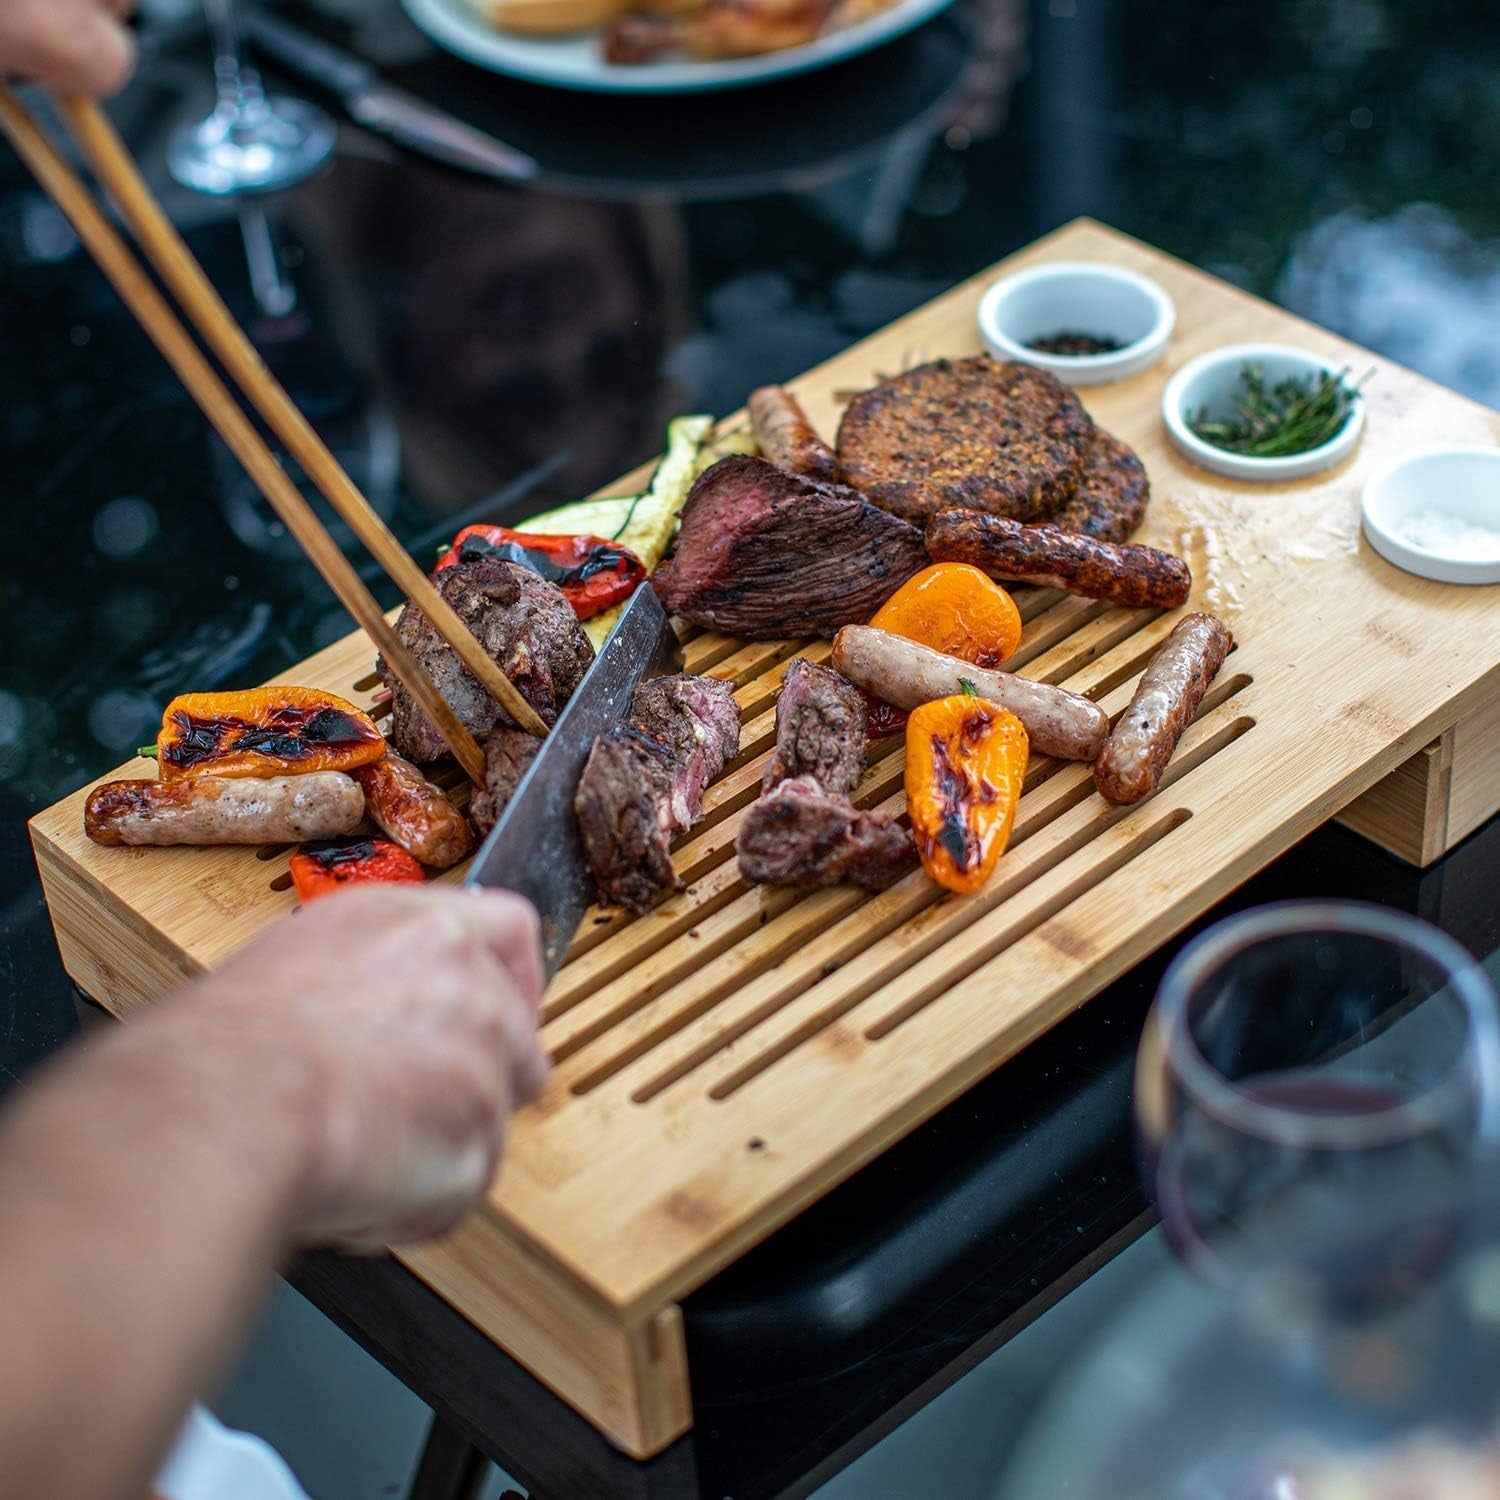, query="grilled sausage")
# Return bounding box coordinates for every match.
[831,625,1109,762]
[1094,613,1233,806]
[84,771,365,847]
[353,754,472,869]
[747,385,839,482]
[926,510,1192,610]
